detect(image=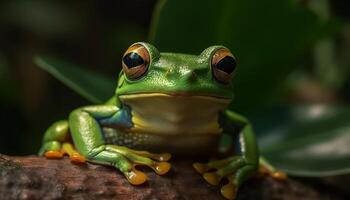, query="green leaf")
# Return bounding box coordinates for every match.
[34,57,115,104]
[253,105,350,177]
[150,0,339,113]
